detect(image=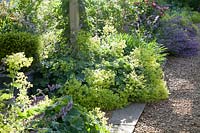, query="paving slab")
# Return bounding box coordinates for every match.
[109,103,146,133]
